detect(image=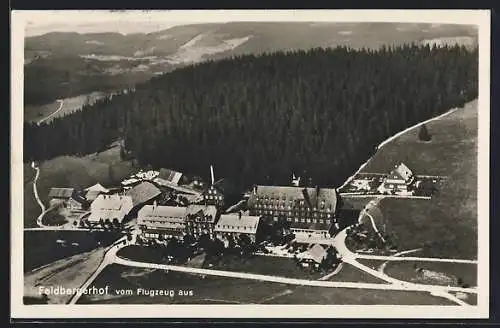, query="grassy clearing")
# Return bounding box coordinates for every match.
[24,91,109,123]
[267,286,454,305]
[327,263,387,284]
[359,100,478,259]
[78,264,454,305]
[384,261,477,287]
[23,144,136,228]
[24,101,61,123]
